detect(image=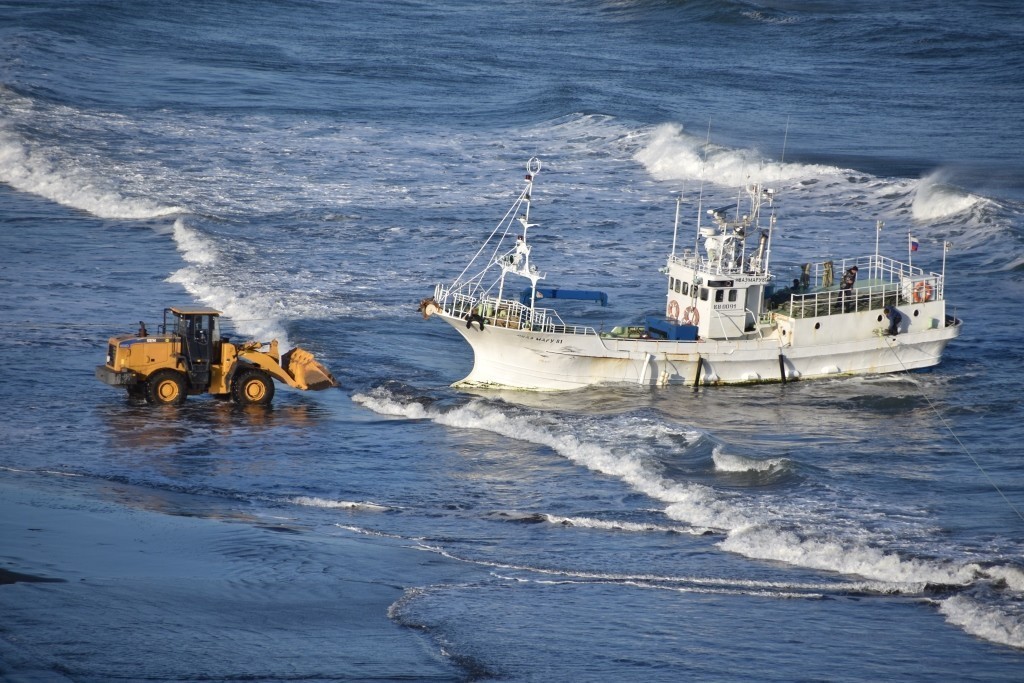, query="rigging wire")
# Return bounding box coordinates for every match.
[885,336,1024,524]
